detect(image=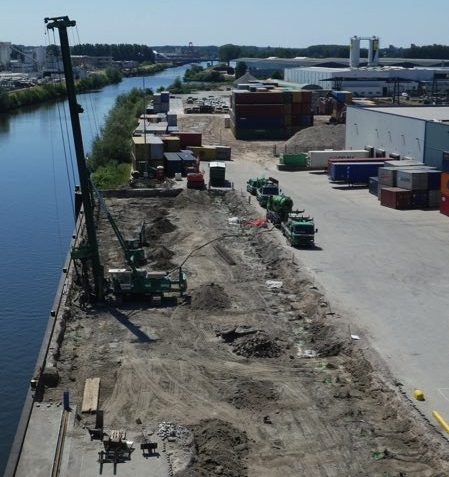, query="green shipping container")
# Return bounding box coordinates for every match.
[280,153,308,166]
